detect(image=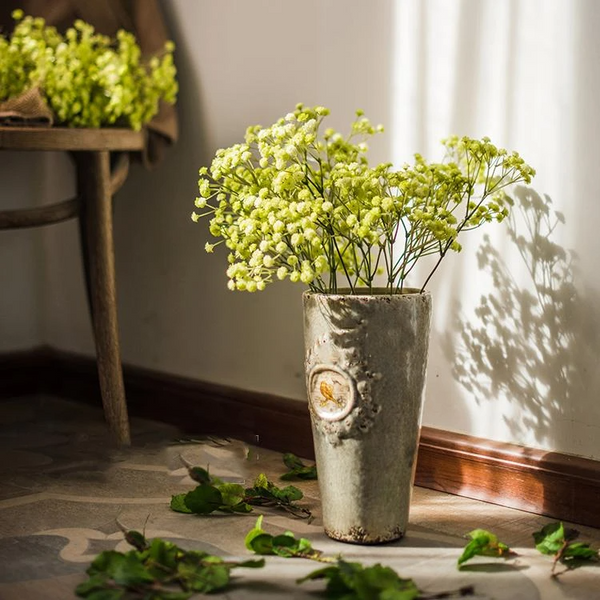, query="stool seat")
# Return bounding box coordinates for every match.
[0,126,145,151]
[0,126,145,445]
